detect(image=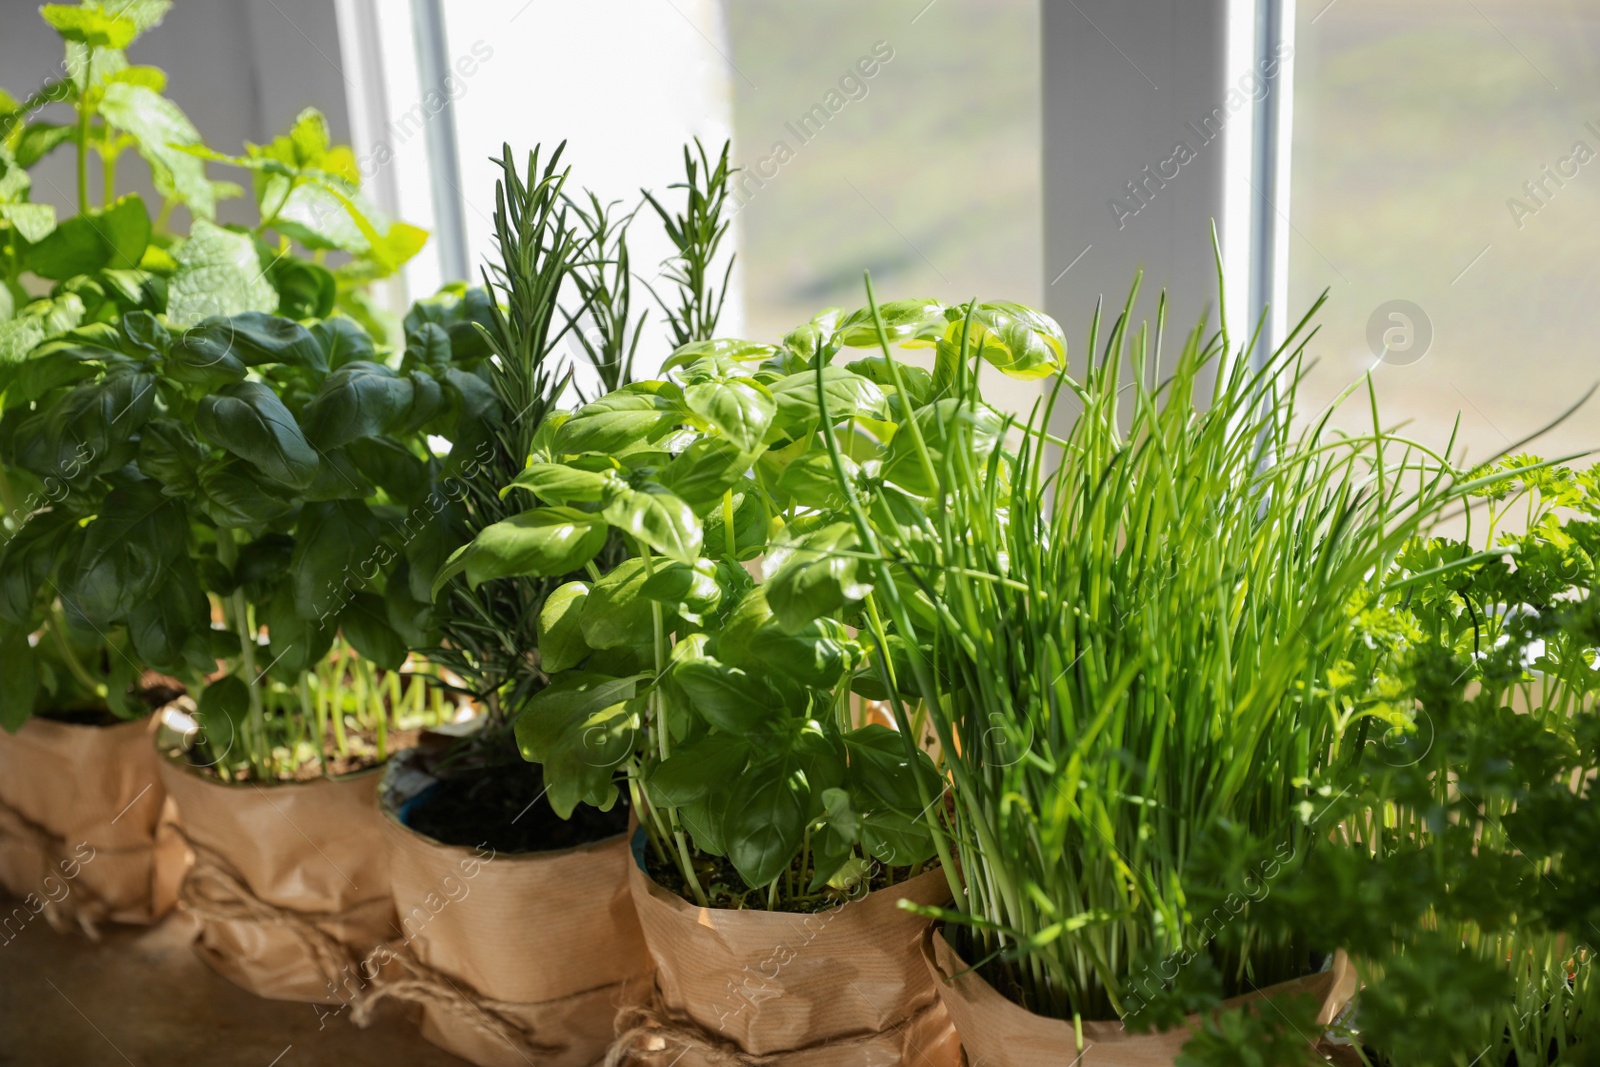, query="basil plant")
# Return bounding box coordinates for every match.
[447,297,1066,908]
[0,287,492,774]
